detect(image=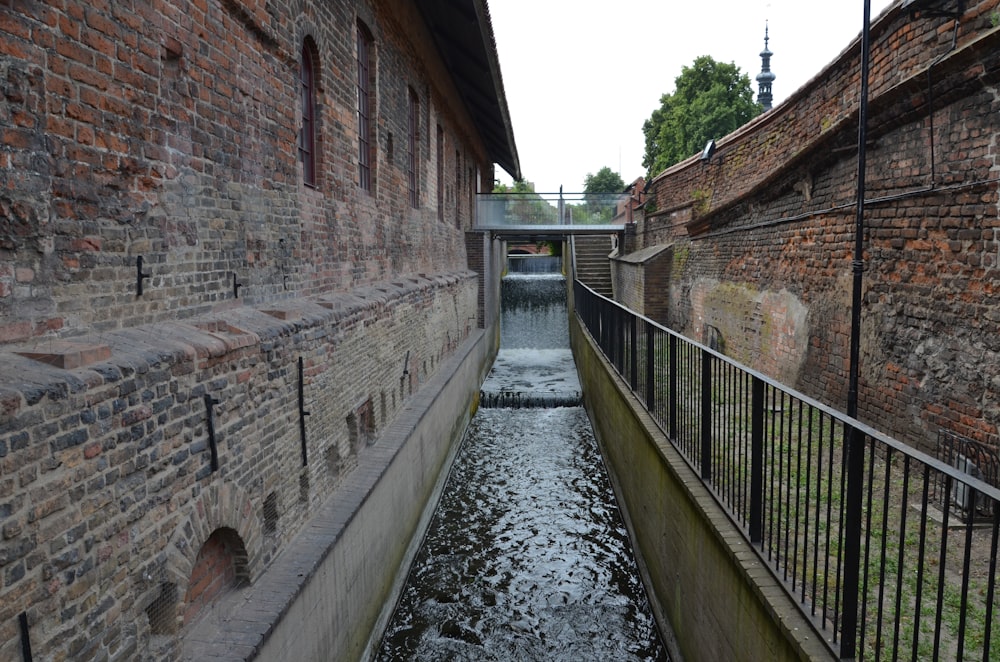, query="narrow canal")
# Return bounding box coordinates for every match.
[375,257,669,661]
